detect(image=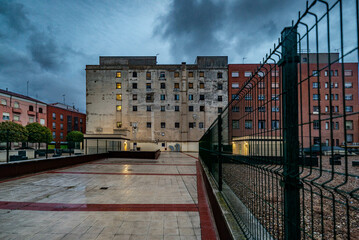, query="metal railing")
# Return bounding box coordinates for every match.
[199,0,359,239]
